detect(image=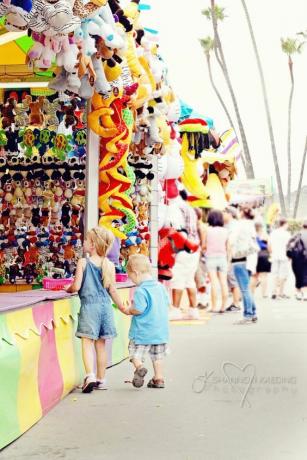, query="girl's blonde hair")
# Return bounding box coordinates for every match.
[87,227,115,289]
